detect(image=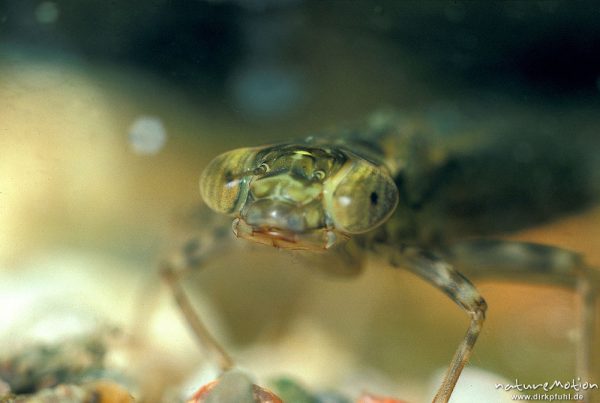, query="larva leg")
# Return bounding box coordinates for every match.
[446,240,599,401]
[160,210,236,371]
[388,245,487,403]
[161,259,234,371]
